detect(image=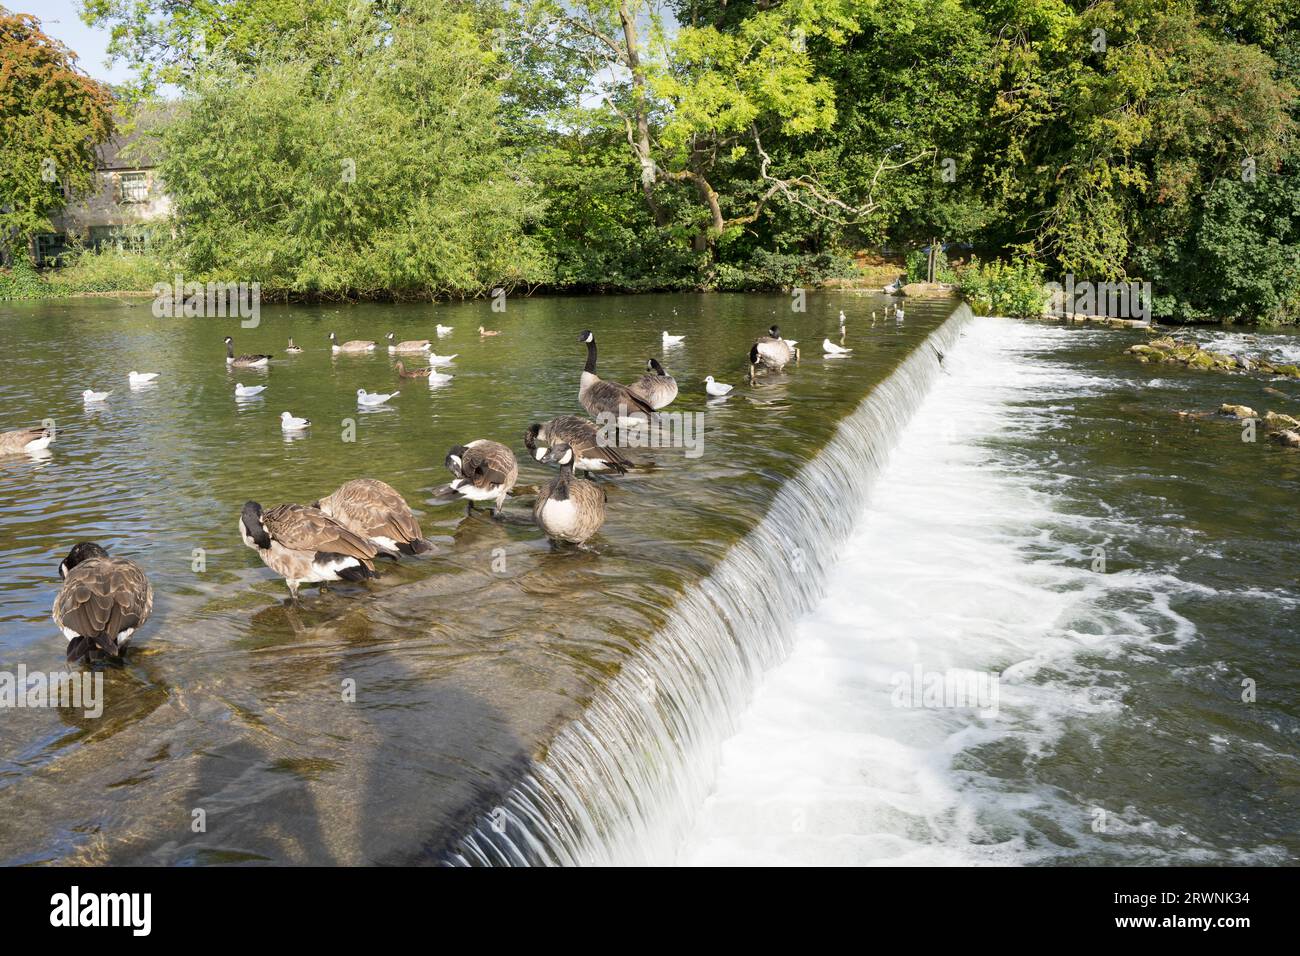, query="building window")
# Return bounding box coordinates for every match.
[118,172,148,204]
[89,225,149,252]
